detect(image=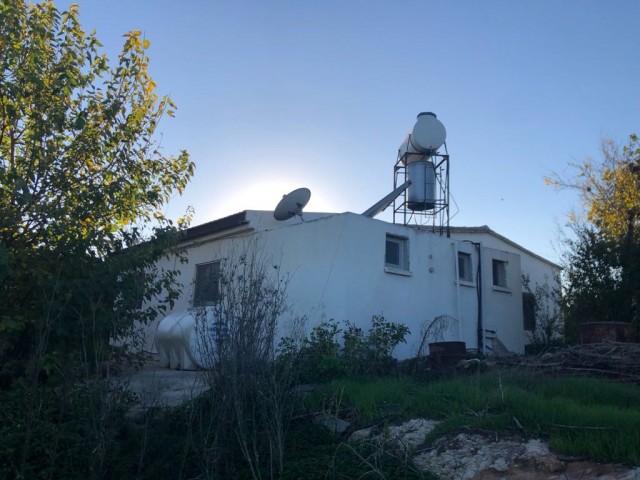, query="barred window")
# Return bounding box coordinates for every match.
[193,261,221,306]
